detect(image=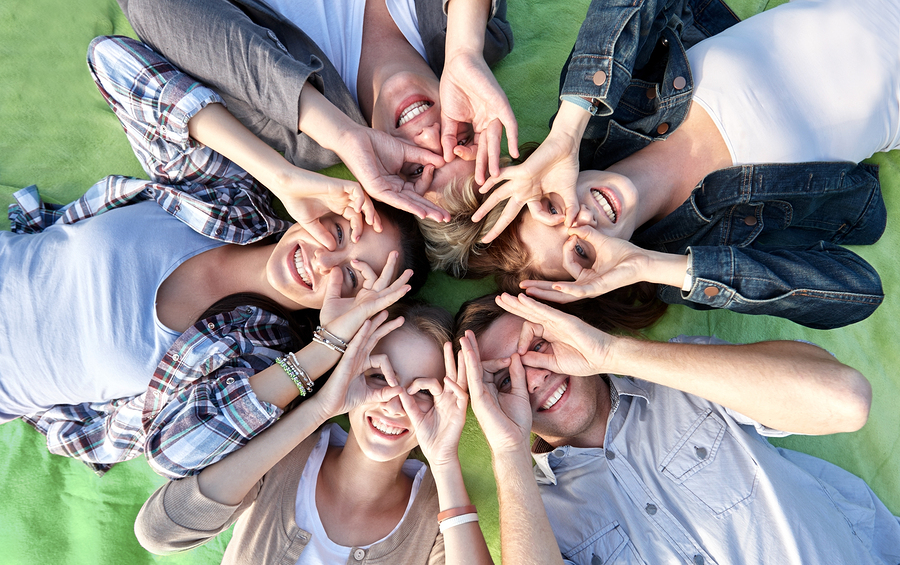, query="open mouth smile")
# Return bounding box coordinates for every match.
[369,416,410,438]
[396,99,433,128]
[292,246,313,289]
[591,189,618,224]
[539,379,569,412]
